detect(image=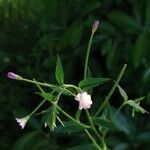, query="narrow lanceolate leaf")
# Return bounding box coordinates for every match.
[78,78,110,90]
[117,85,128,101]
[55,55,64,84]
[126,100,147,114]
[46,106,58,131]
[134,96,145,102]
